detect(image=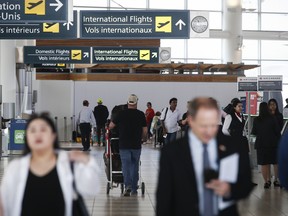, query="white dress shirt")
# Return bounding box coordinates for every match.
[160,107,182,133]
[77,106,96,127]
[222,113,243,136]
[188,131,218,215]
